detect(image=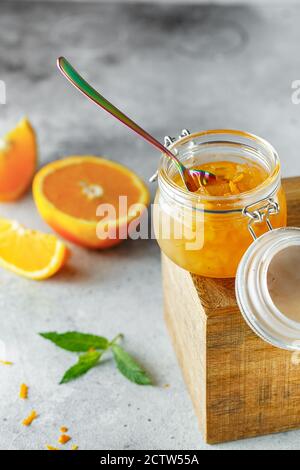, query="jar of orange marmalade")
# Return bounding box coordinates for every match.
[153,129,287,278]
